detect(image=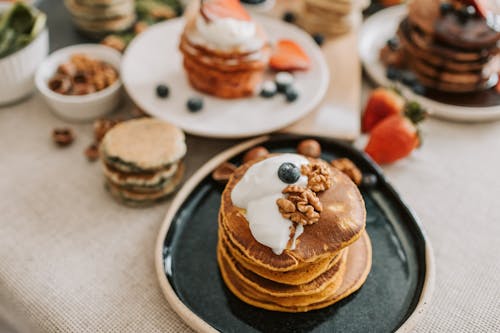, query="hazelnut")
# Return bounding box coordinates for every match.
[212,162,237,184]
[101,35,126,53]
[297,139,321,158]
[48,75,72,94]
[85,142,100,162]
[52,128,75,147]
[243,146,269,163]
[57,62,77,77]
[72,83,96,95]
